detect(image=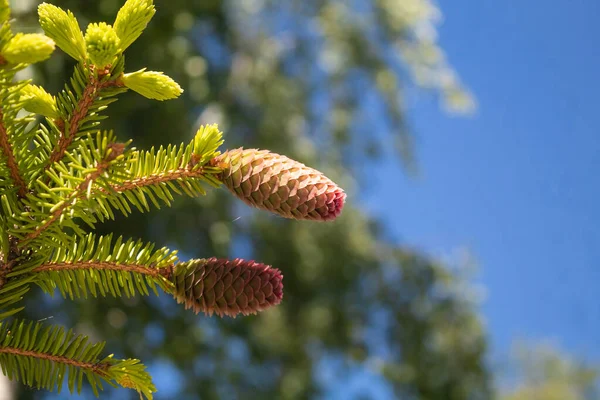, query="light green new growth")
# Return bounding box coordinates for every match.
[192,124,224,165]
[20,84,58,118]
[114,0,156,51]
[38,3,86,61]
[85,22,120,68]
[2,33,55,65]
[122,69,183,100]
